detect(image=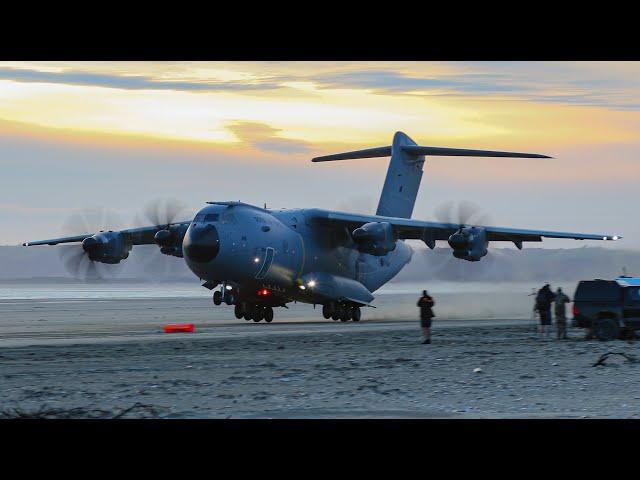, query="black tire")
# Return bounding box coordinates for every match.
[234,304,244,319]
[322,304,332,319]
[351,307,361,322]
[224,293,234,305]
[340,306,351,322]
[594,318,620,341]
[264,307,274,323]
[213,290,222,306]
